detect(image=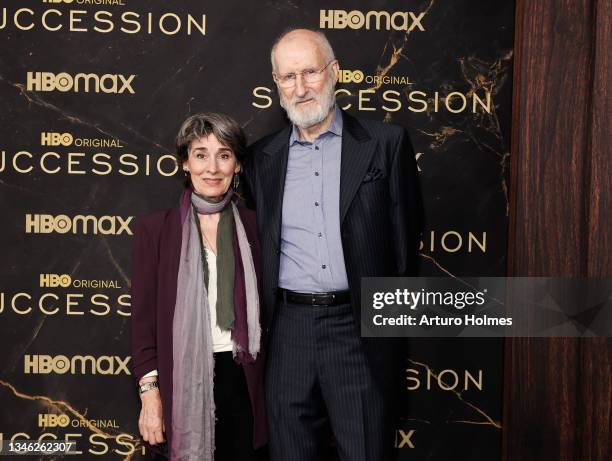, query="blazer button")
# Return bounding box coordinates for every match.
[275,249,280,255]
